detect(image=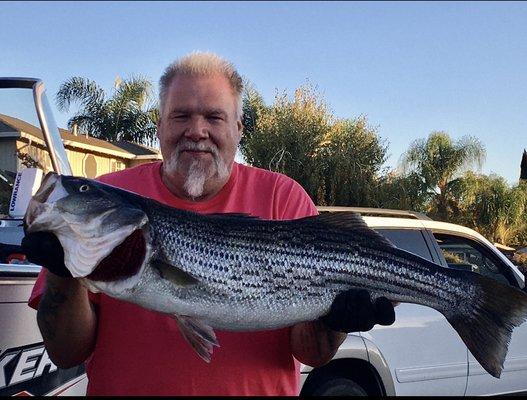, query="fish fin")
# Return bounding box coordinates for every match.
[300,212,396,248]
[173,315,220,363]
[152,260,199,287]
[445,272,527,378]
